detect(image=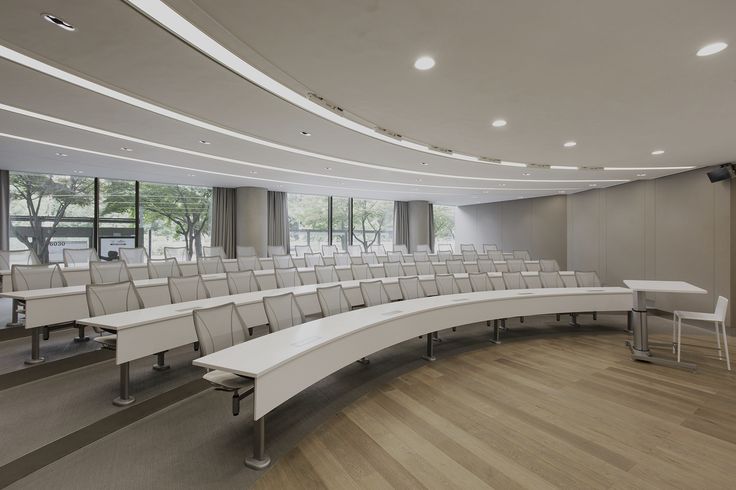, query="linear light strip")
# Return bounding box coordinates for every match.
[602,166,695,171]
[0,102,627,184]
